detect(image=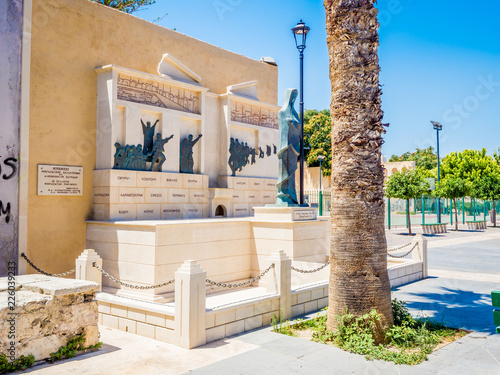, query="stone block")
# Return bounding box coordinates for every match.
[155,327,175,343]
[304,300,318,314]
[311,287,324,300]
[260,191,274,204]
[144,188,168,204]
[233,178,249,190]
[127,308,146,322]
[137,204,161,220]
[206,325,226,342]
[137,171,162,188]
[118,187,145,204]
[235,305,254,320]
[110,304,128,318]
[93,169,137,187]
[254,301,272,315]
[146,312,166,327]
[161,204,183,220]
[231,191,244,203]
[206,314,215,329]
[244,191,259,203]
[183,204,203,219]
[93,187,119,204]
[262,311,279,326]
[168,188,189,203]
[264,179,277,191]
[233,204,249,217]
[136,322,155,339]
[318,297,328,310]
[190,189,209,204]
[215,309,236,326]
[118,317,137,333]
[225,320,245,337]
[250,178,264,190]
[297,291,311,304]
[244,315,263,331]
[182,174,203,189]
[161,173,183,188]
[165,315,175,330]
[291,304,305,317]
[102,314,119,329]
